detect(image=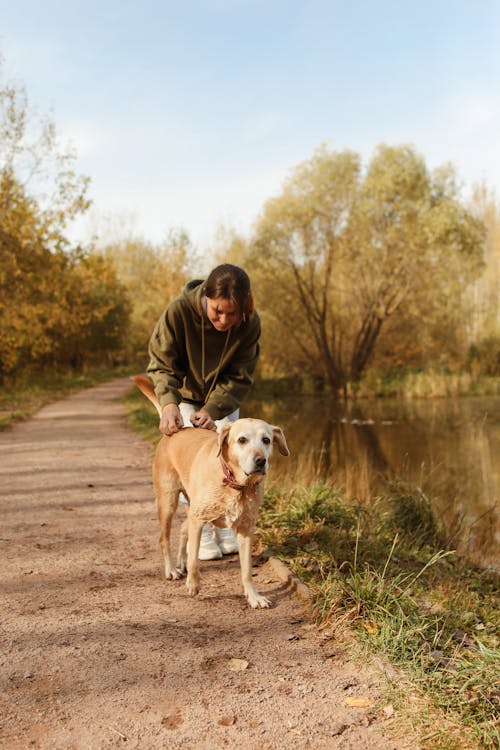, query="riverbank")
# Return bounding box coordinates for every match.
[254,369,500,400]
[257,480,499,750]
